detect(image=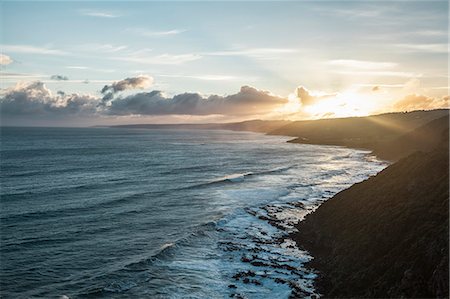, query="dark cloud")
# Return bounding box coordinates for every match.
[0,81,99,122]
[1,81,288,122]
[393,94,449,111]
[51,75,69,81]
[372,86,380,91]
[107,85,288,116]
[295,86,336,106]
[101,75,153,102]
